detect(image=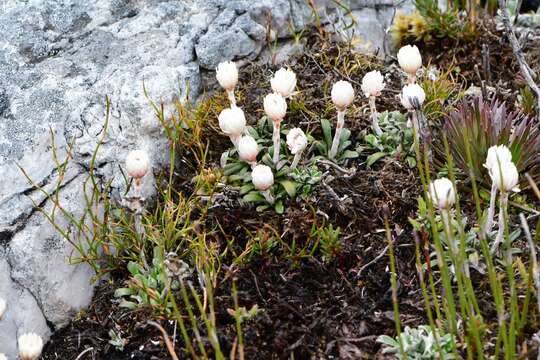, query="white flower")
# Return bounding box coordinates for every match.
[0,353,7,360]
[428,178,456,210]
[263,93,287,122]
[216,61,238,91]
[0,297,6,320]
[485,145,513,170]
[271,68,297,97]
[218,107,246,137]
[331,80,355,110]
[251,164,274,191]
[125,150,150,179]
[237,135,258,162]
[490,160,520,193]
[18,333,43,360]
[397,45,422,75]
[400,84,426,110]
[286,128,308,154]
[361,70,385,98]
